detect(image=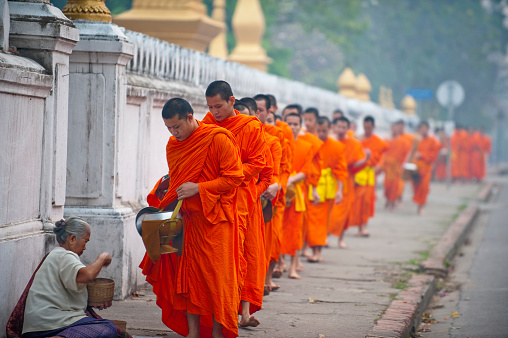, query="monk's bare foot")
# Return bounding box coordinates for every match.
[272,268,283,278]
[270,281,280,291]
[301,250,312,259]
[307,255,319,263]
[339,240,348,249]
[417,208,424,215]
[296,263,304,272]
[239,316,260,327]
[263,285,270,296]
[288,272,301,279]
